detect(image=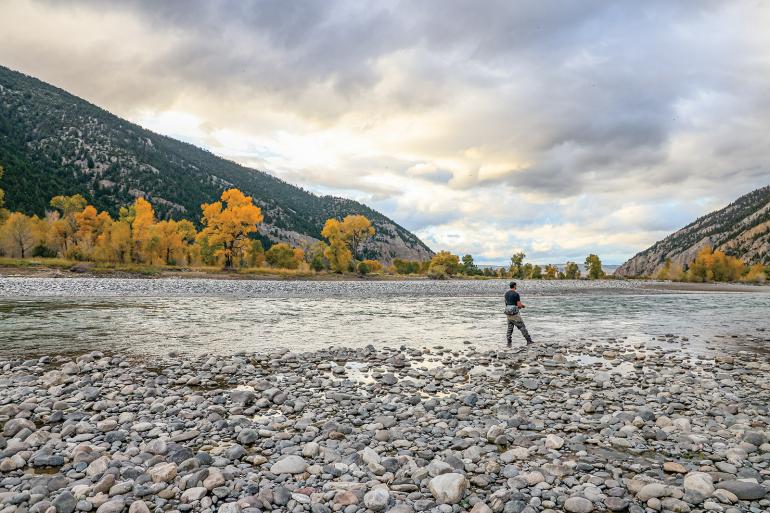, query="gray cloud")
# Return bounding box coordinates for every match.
[2,0,769,263]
